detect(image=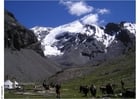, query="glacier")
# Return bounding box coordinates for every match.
[31,20,135,56]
